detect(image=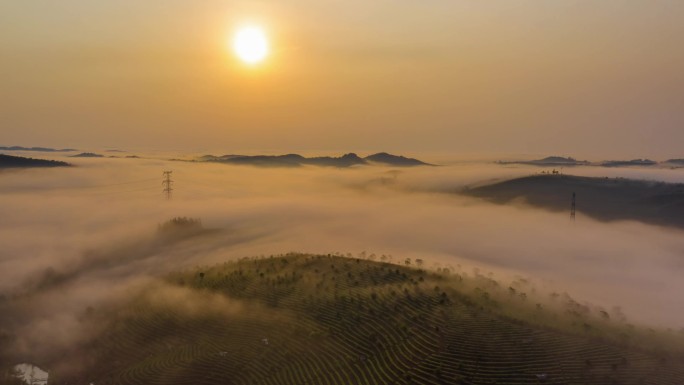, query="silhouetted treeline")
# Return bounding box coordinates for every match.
[0,154,71,168]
